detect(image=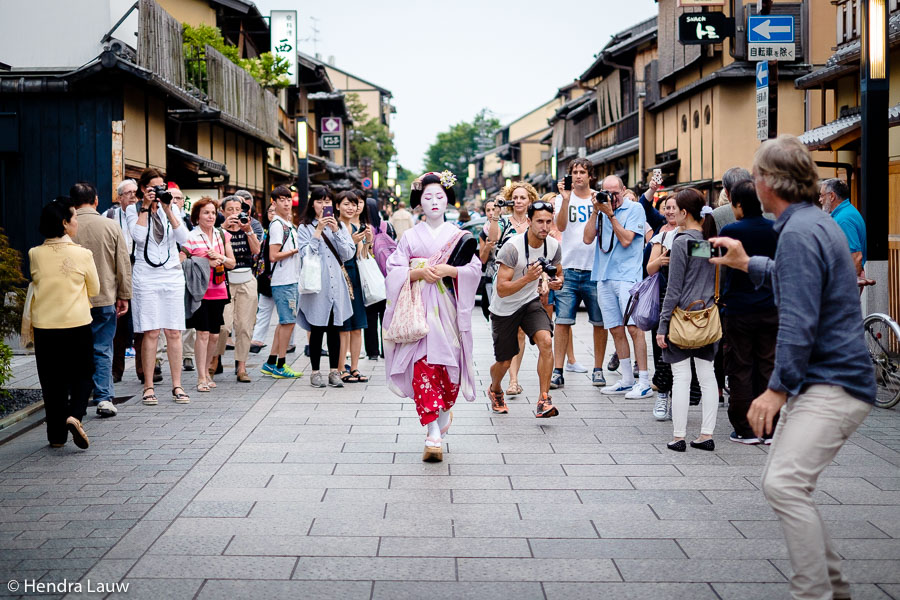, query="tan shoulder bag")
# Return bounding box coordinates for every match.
[668,265,721,350]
